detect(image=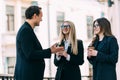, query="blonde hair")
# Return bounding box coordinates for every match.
[58,21,78,55]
